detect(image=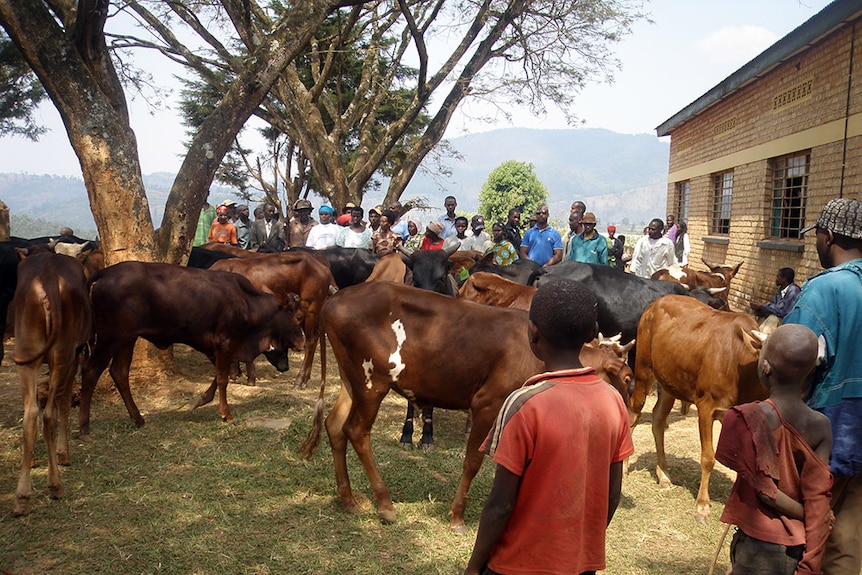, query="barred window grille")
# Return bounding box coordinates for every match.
[769,153,809,239]
[675,181,690,222]
[712,171,733,234]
